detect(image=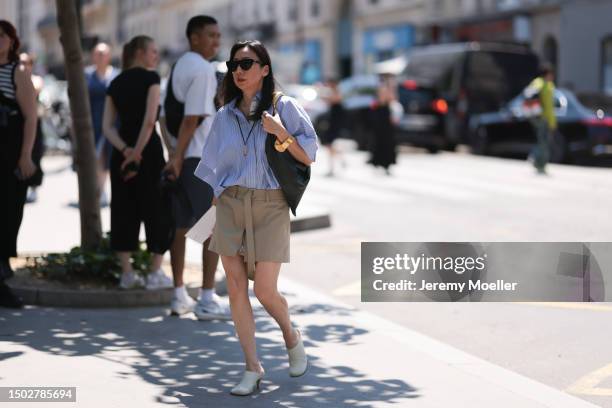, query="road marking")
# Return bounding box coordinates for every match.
[332,279,361,296]
[310,178,413,203]
[339,169,483,202]
[567,362,612,396]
